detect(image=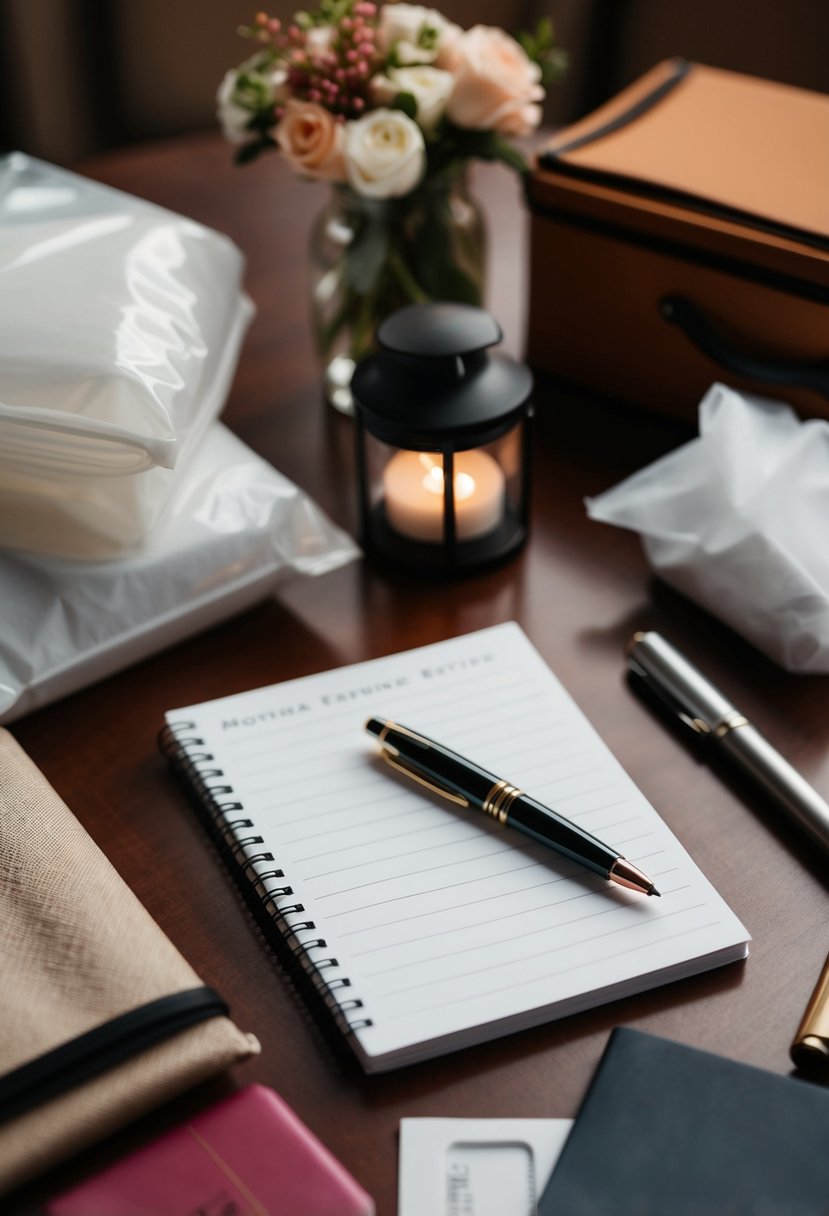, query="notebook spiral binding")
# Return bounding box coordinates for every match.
[158,721,373,1037]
